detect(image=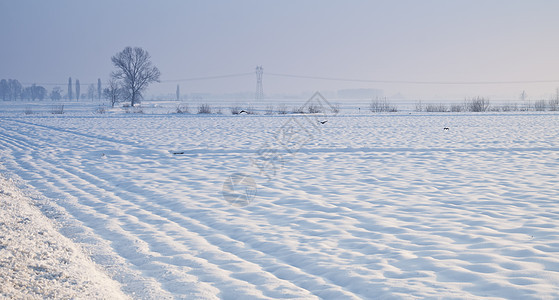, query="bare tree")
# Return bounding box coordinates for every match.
[426,103,449,112]
[520,90,527,102]
[8,79,22,101]
[87,84,96,101]
[369,97,397,112]
[534,100,547,111]
[37,85,47,101]
[465,96,490,112]
[450,103,464,112]
[414,100,423,112]
[50,87,62,101]
[0,79,8,101]
[97,78,102,100]
[22,86,31,101]
[111,47,160,106]
[103,79,122,108]
[24,84,47,101]
[549,88,559,111]
[176,84,180,101]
